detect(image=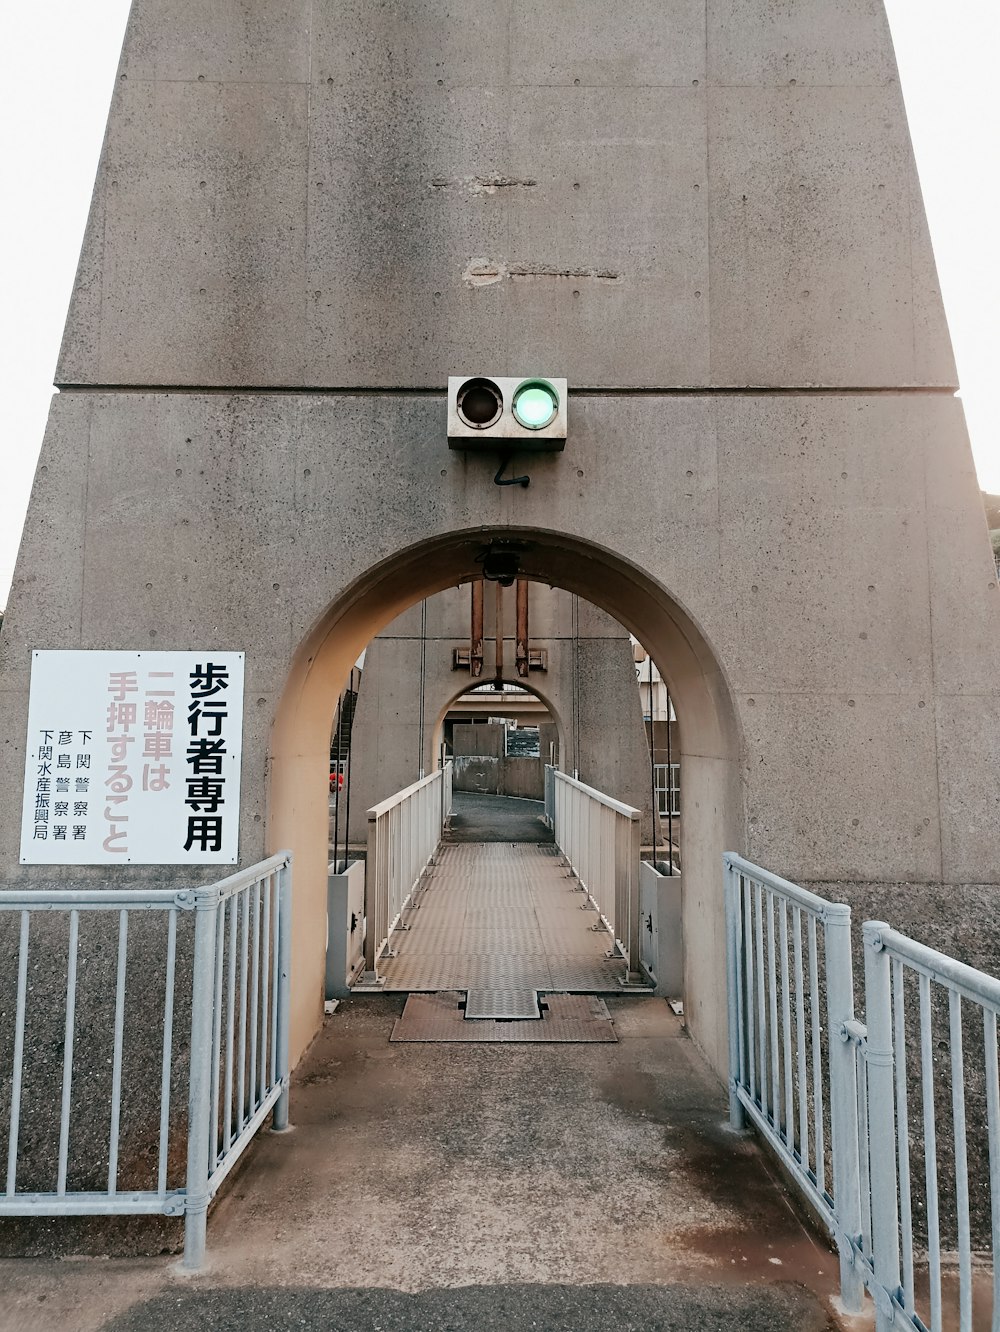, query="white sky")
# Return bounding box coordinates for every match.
[1,3,997,609]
